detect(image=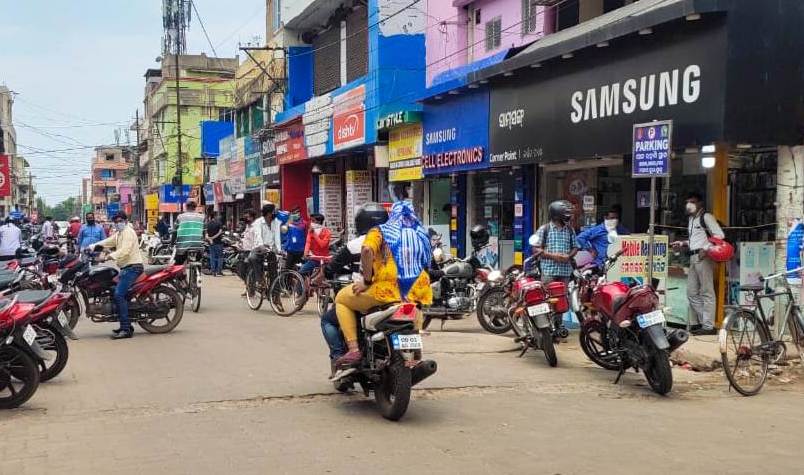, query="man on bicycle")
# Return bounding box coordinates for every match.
[248,203,282,290]
[300,213,331,277]
[173,200,205,265]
